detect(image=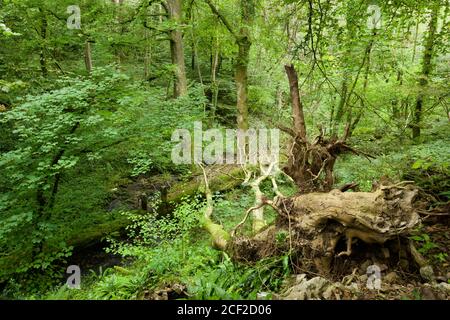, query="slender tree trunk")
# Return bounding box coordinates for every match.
[193,42,202,86]
[144,28,150,79]
[190,16,203,86]
[204,0,254,130]
[349,31,377,137]
[111,0,126,69]
[191,46,196,71]
[167,0,188,97]
[235,0,254,130]
[217,53,223,73]
[285,64,307,139]
[211,44,219,121]
[84,41,93,74]
[332,77,348,136]
[392,69,403,119]
[275,85,283,110]
[39,9,48,77]
[235,38,250,130]
[412,4,439,139]
[186,3,196,72]
[411,17,420,63]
